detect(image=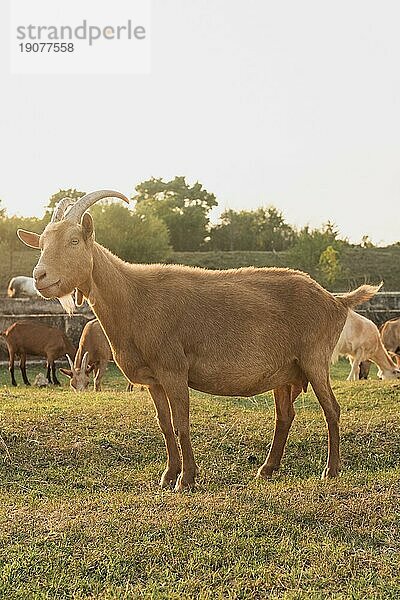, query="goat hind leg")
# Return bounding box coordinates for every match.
[46,361,52,384]
[148,384,182,488]
[310,375,341,479]
[51,362,60,385]
[257,384,295,479]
